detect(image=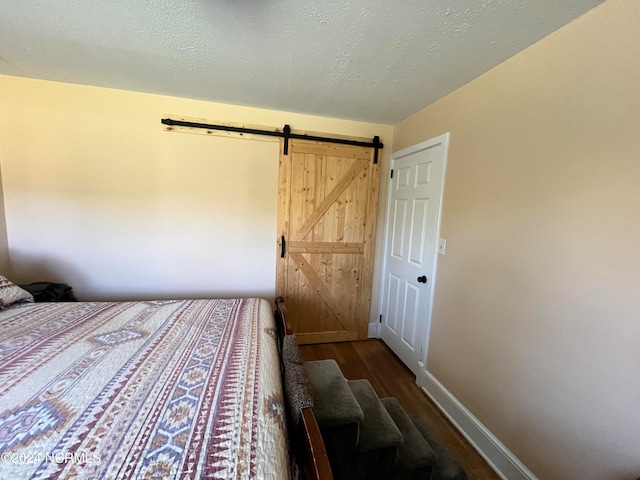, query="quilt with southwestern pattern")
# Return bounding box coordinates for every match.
[0,298,288,479]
